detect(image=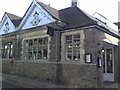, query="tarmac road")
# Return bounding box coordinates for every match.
[2,81,23,88]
